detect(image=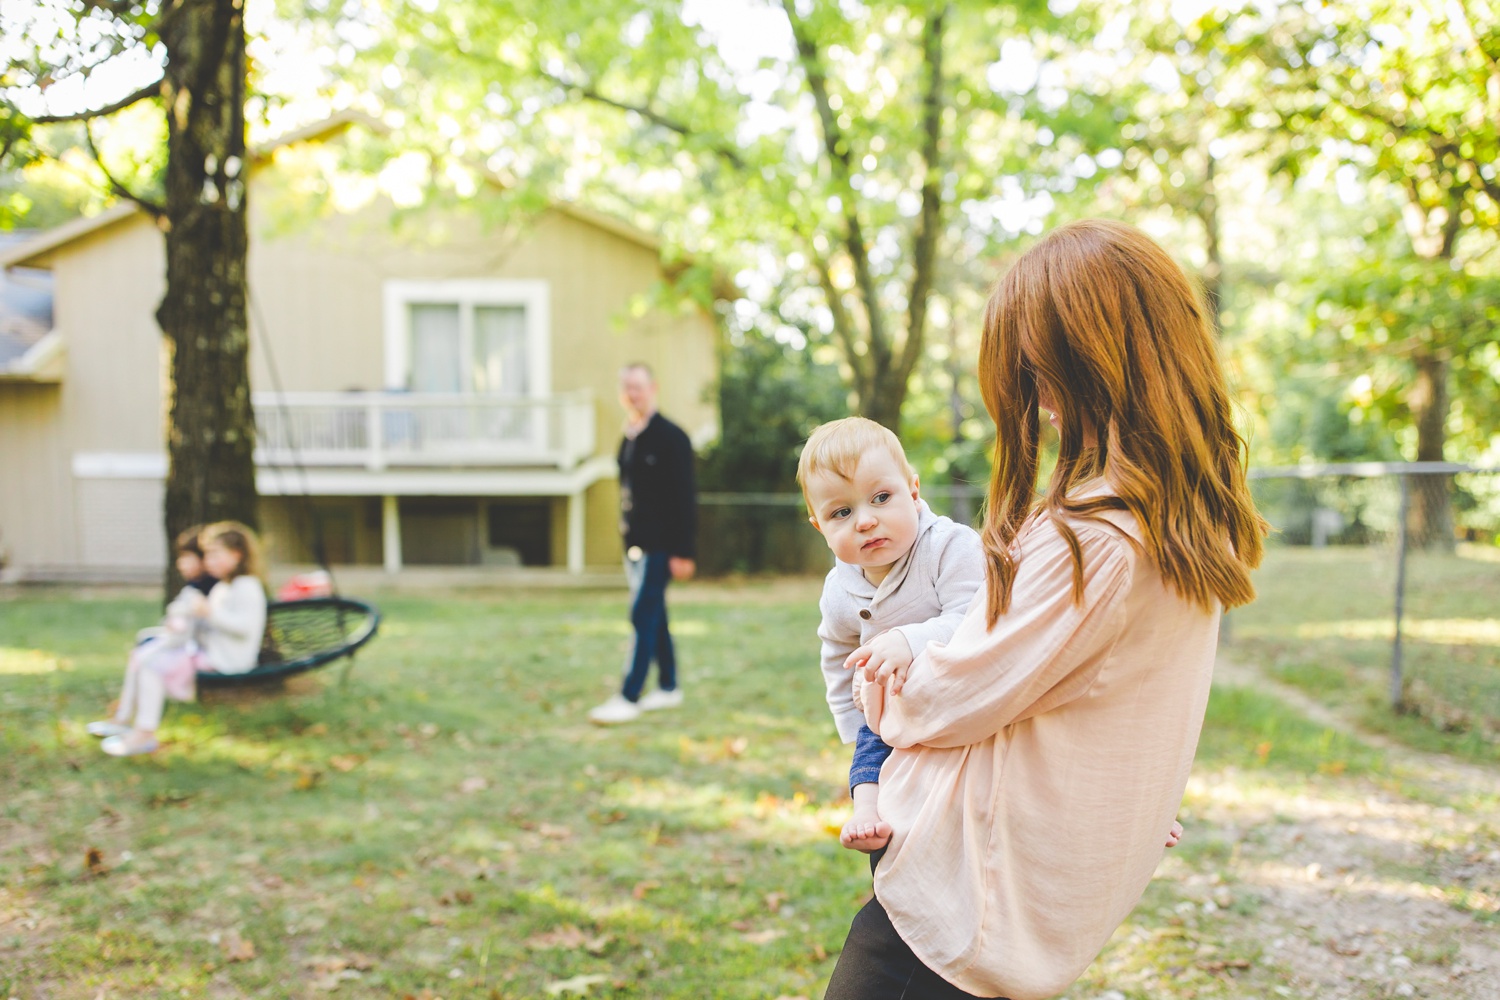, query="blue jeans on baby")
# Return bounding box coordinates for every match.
[621,549,677,702]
